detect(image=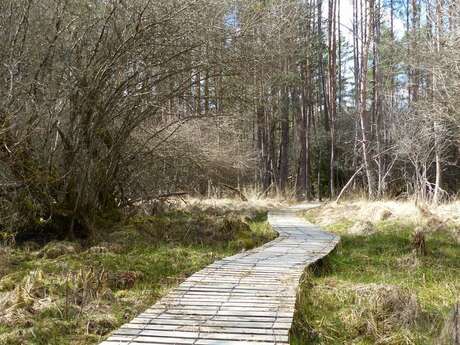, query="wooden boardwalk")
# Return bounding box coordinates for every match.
[101,207,340,345]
